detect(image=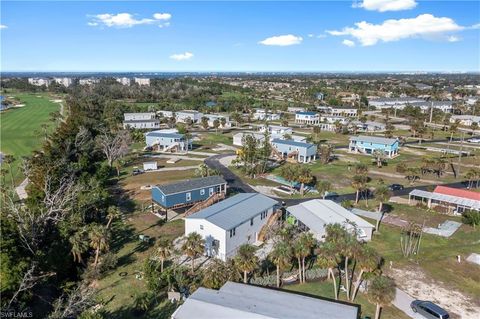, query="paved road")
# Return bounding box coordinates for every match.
[393,288,424,319]
[205,153,471,206]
